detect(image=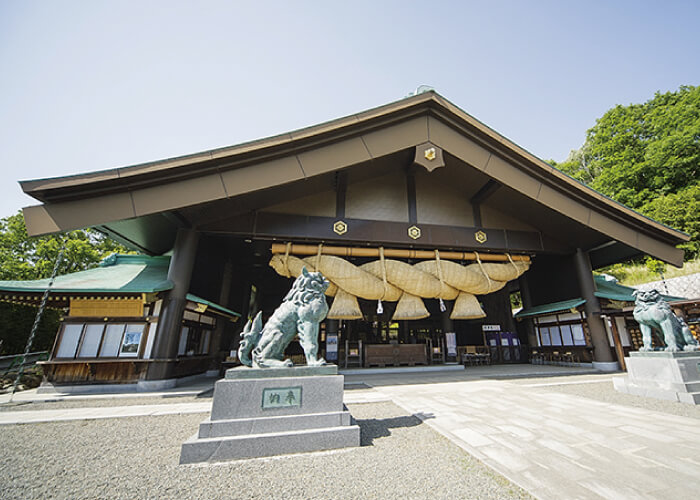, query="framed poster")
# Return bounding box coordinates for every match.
[326,334,338,361]
[445,332,457,356]
[119,325,143,357]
